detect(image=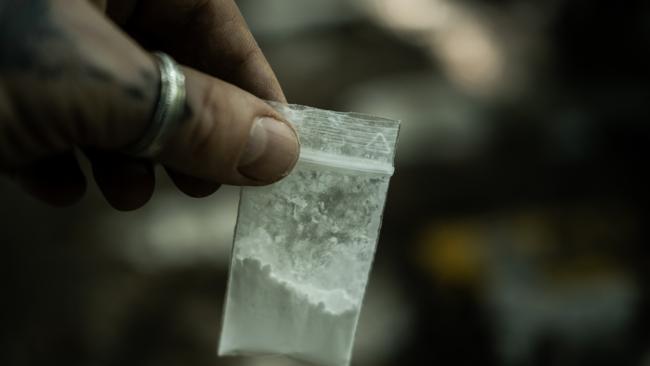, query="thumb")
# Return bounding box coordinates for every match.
[155,67,300,185]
